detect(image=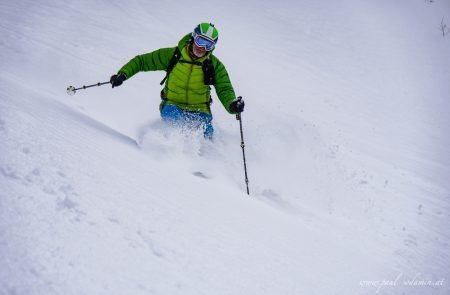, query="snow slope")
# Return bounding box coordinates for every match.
[1,0,449,294]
